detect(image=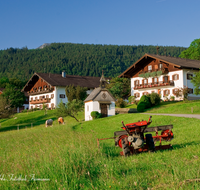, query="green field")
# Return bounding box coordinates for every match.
[0,110,200,189]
